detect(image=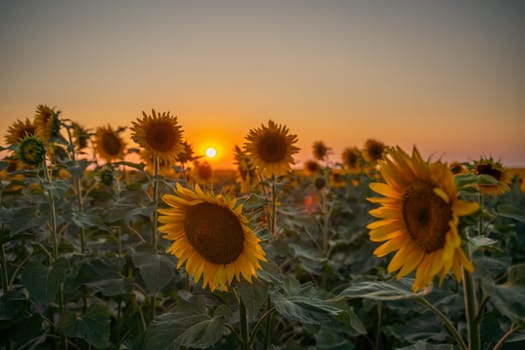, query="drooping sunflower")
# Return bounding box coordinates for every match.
[158,183,267,291]
[72,122,91,151]
[233,145,257,193]
[471,158,512,195]
[94,124,127,163]
[131,109,184,163]
[312,141,330,161]
[367,146,479,291]
[5,118,37,146]
[244,120,299,177]
[34,104,61,142]
[363,138,386,164]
